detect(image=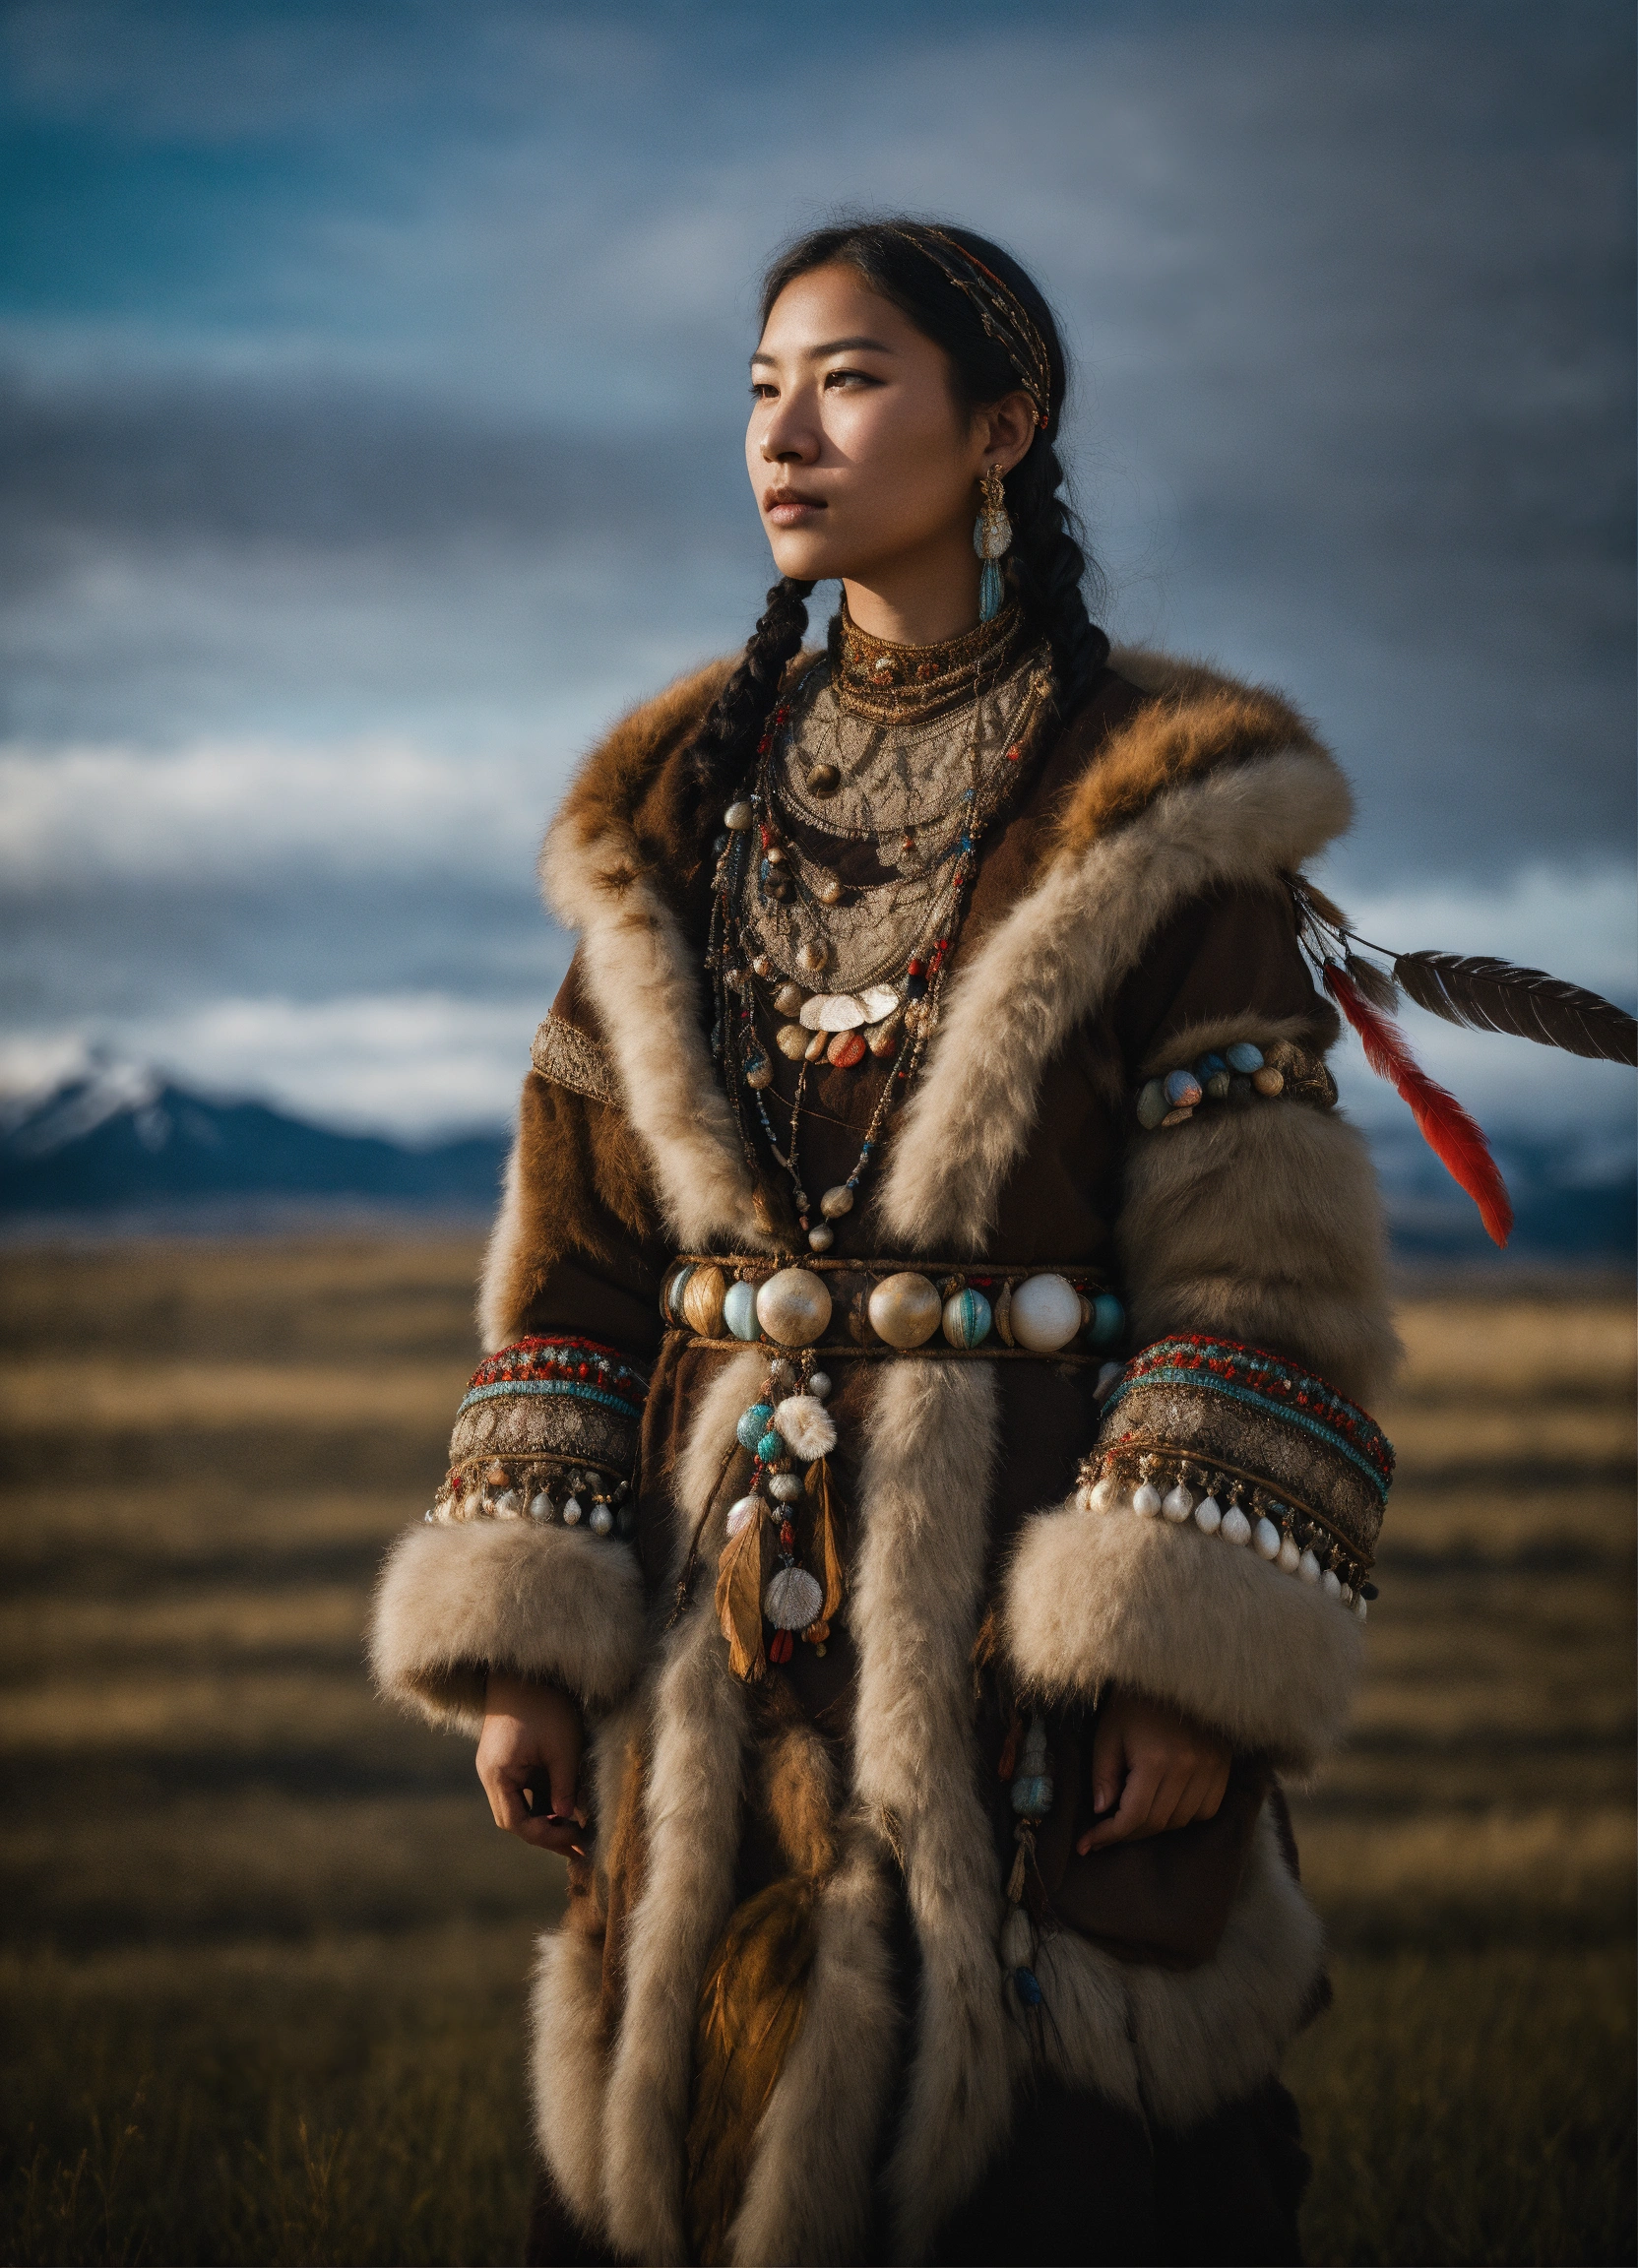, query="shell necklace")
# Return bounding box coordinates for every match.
[708,608,1054,1248]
